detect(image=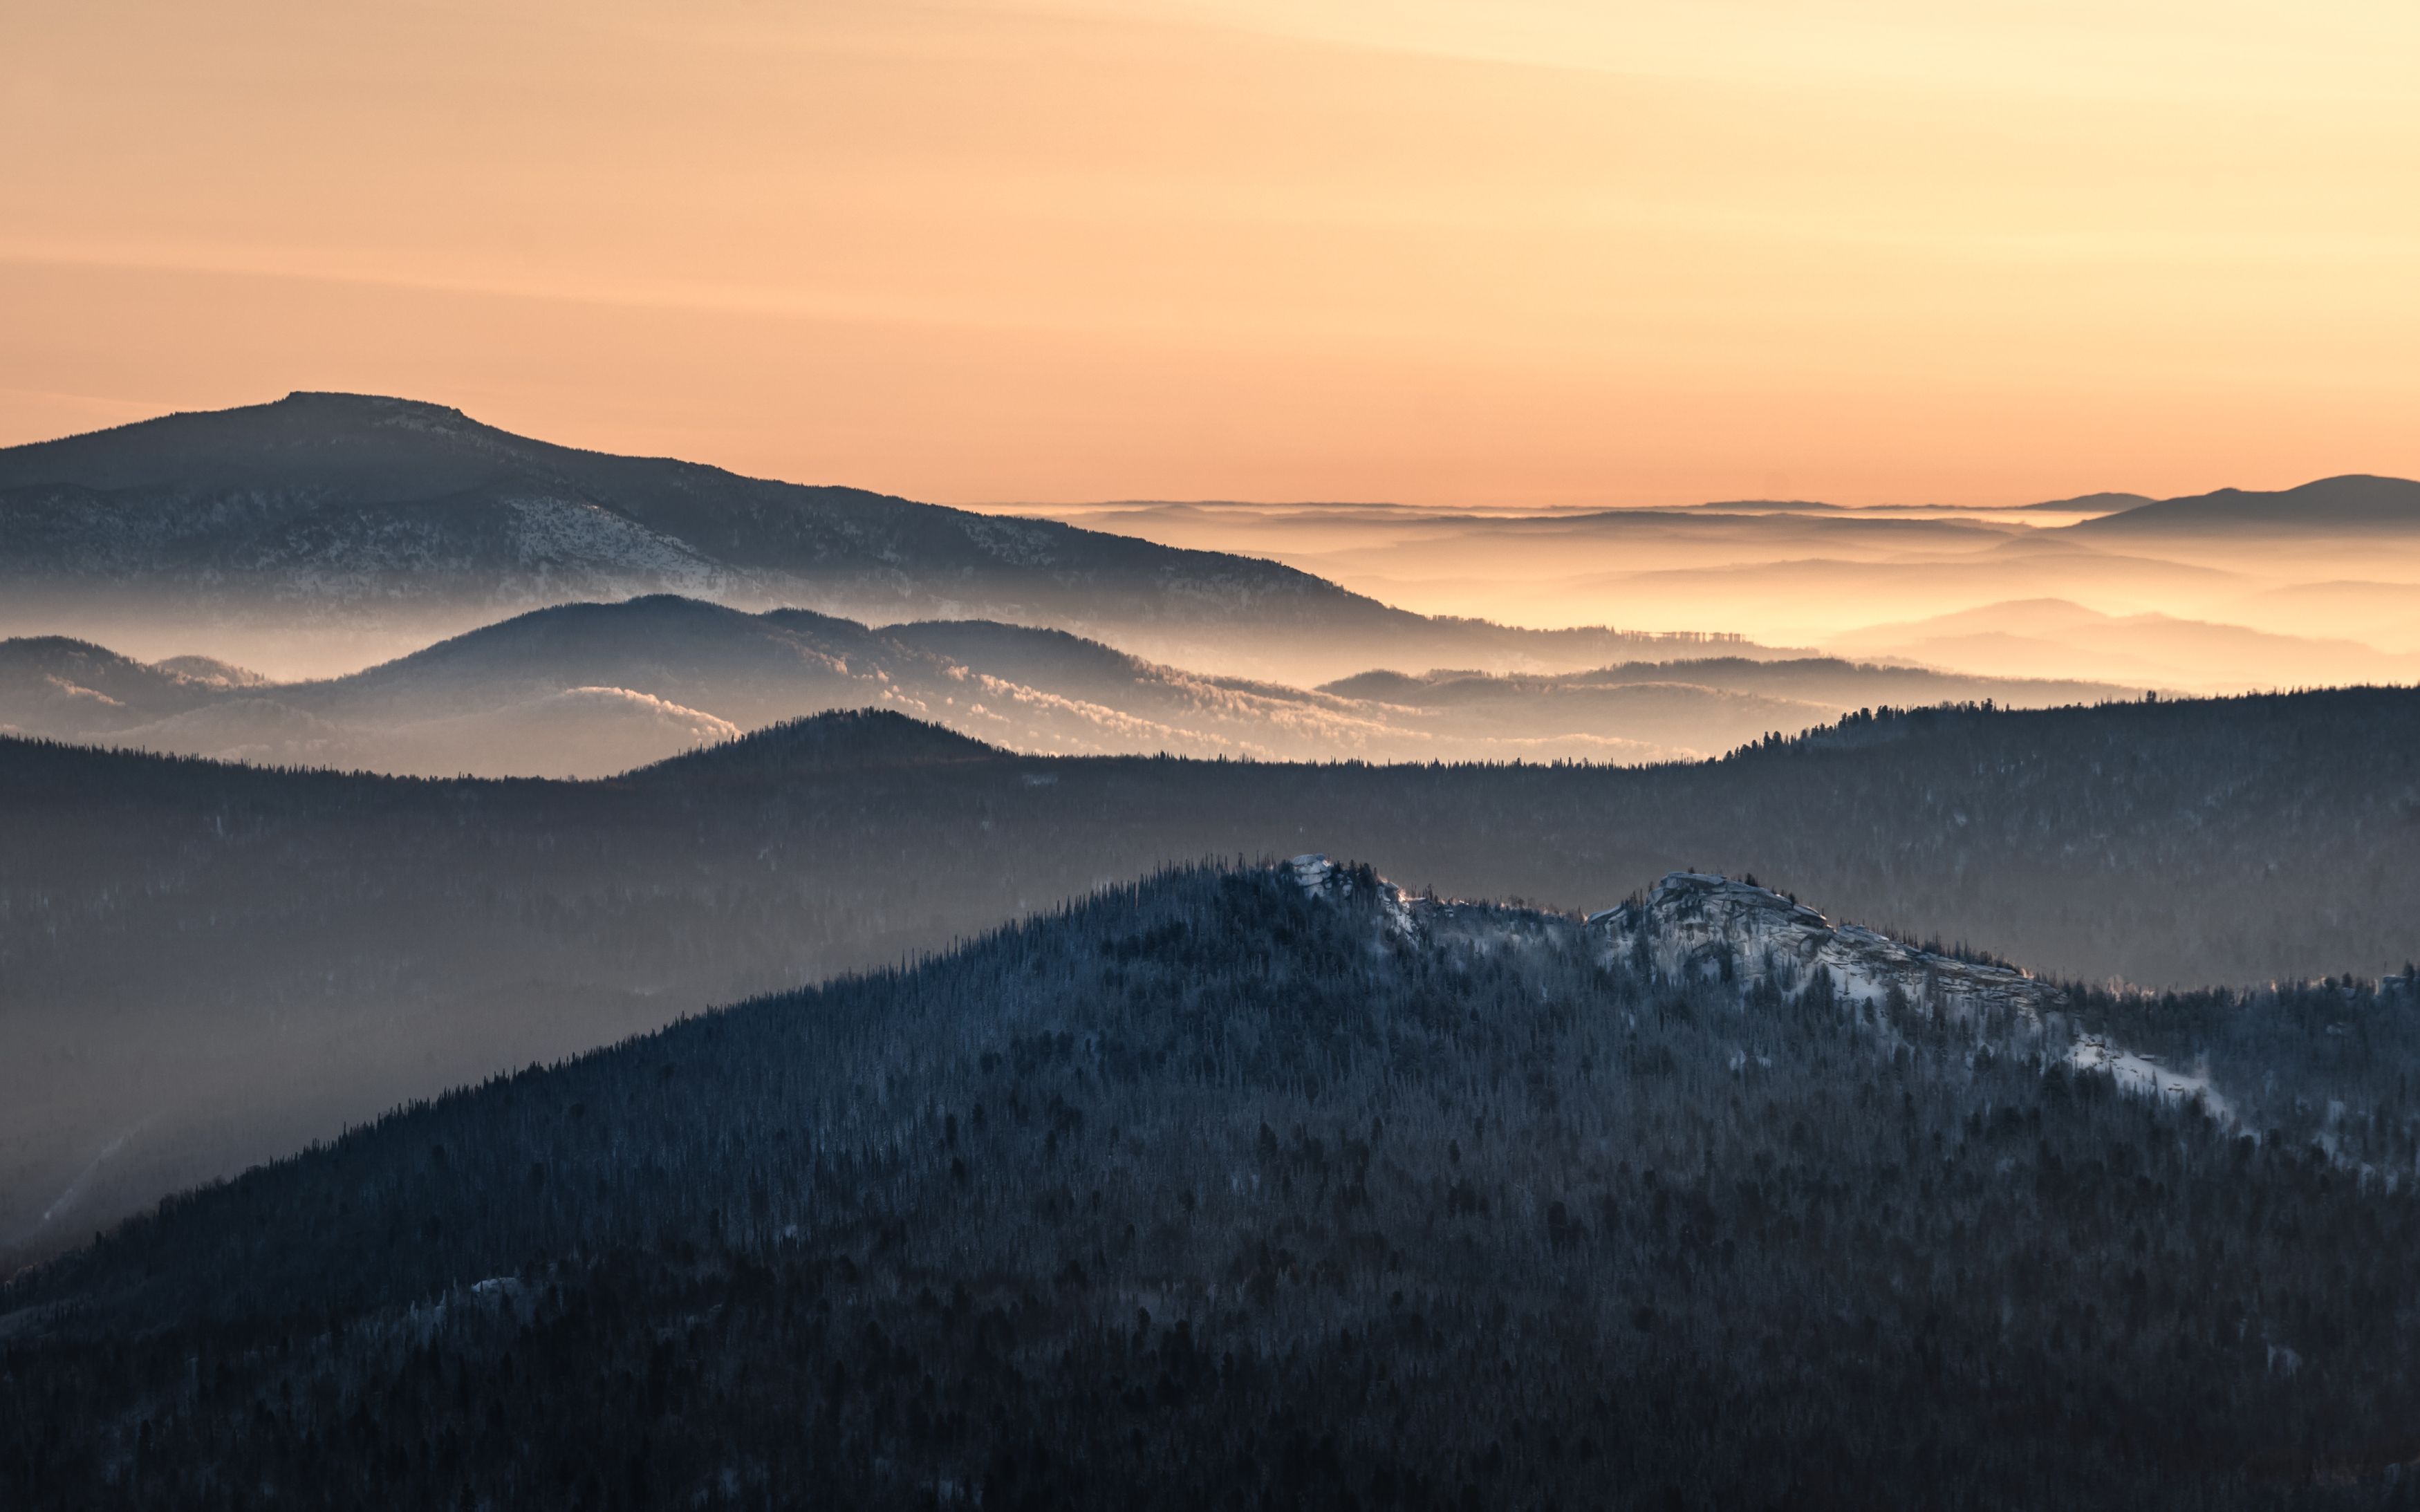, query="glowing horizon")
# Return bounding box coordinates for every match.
[7,0,2417,507]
